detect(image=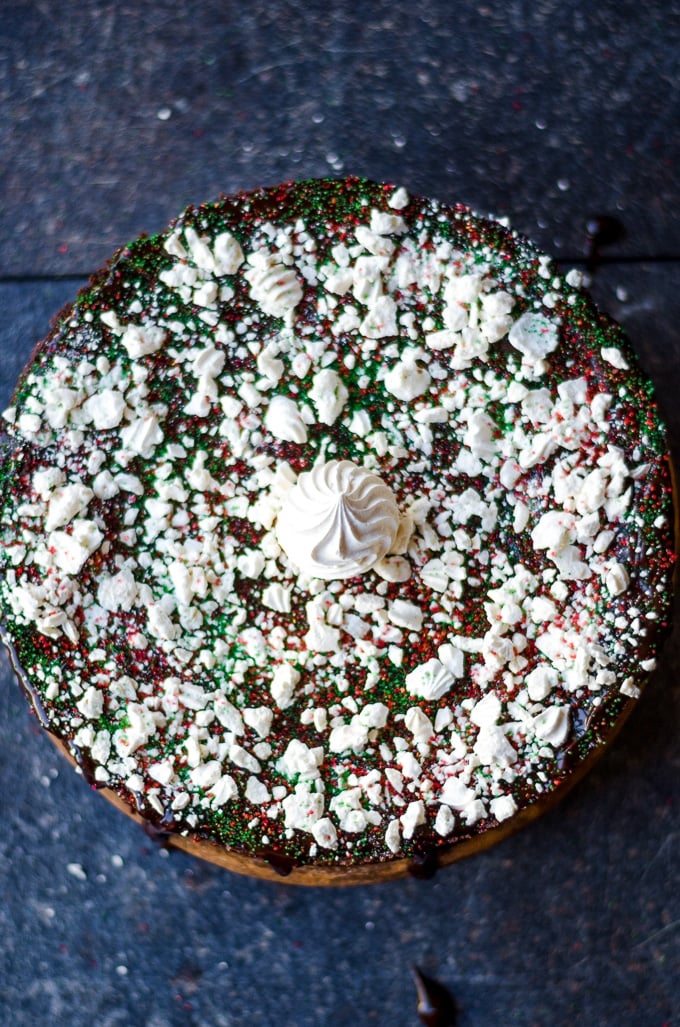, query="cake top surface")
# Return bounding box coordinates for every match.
[0,177,674,872]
